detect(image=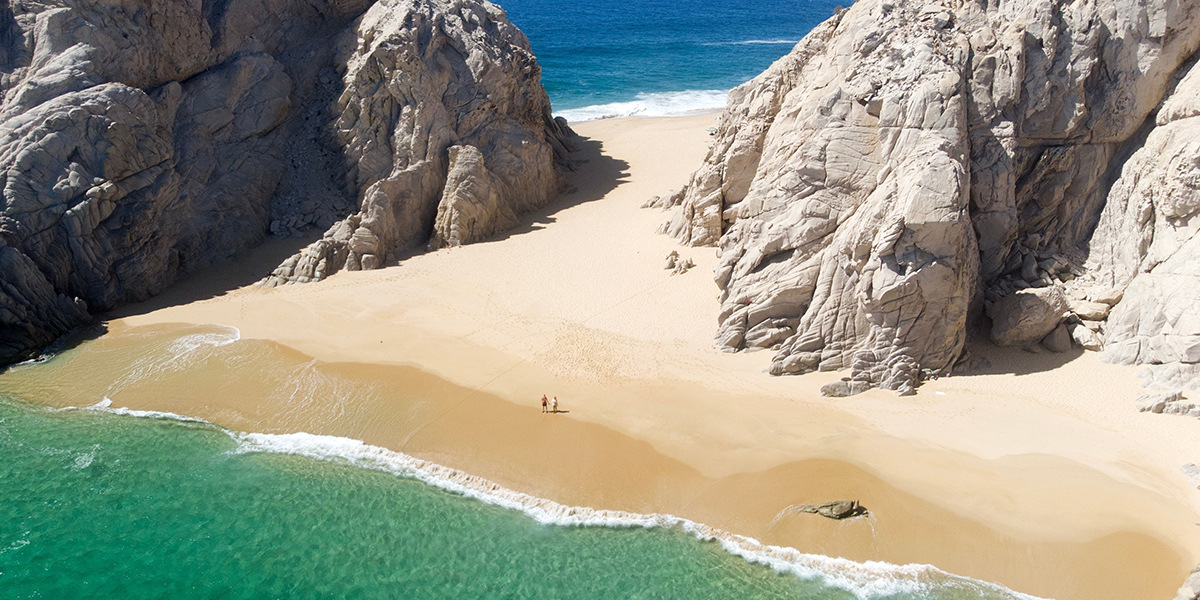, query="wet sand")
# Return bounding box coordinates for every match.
[7,114,1199,599]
